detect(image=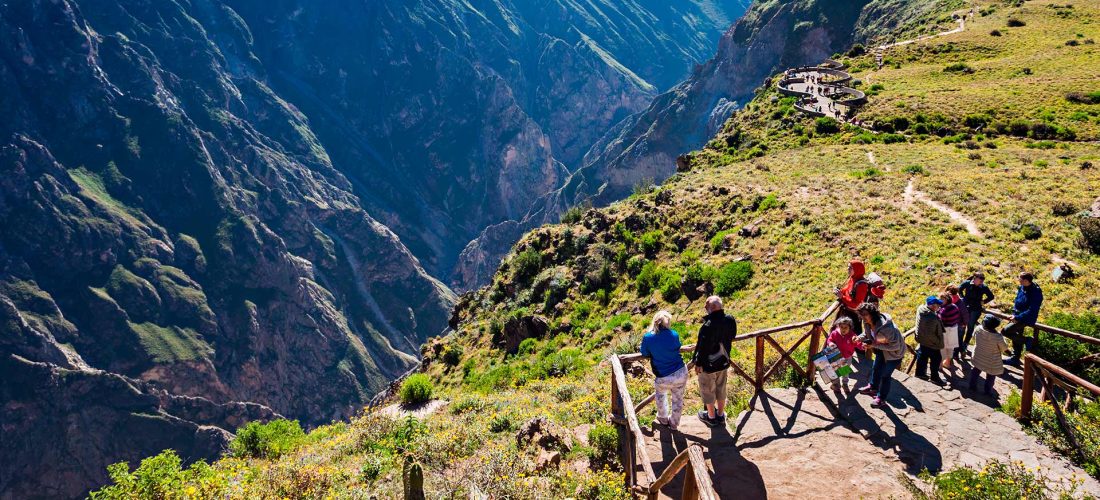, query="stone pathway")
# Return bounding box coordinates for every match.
[904,179,983,237]
[637,356,1100,498]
